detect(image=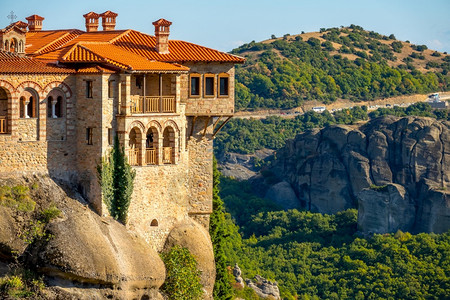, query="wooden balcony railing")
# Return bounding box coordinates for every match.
[0,116,6,134]
[163,147,173,164]
[130,96,175,114]
[146,148,156,165]
[128,148,140,166]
